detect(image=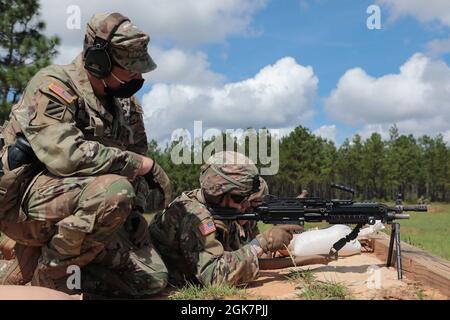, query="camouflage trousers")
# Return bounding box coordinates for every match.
[0,172,168,297]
